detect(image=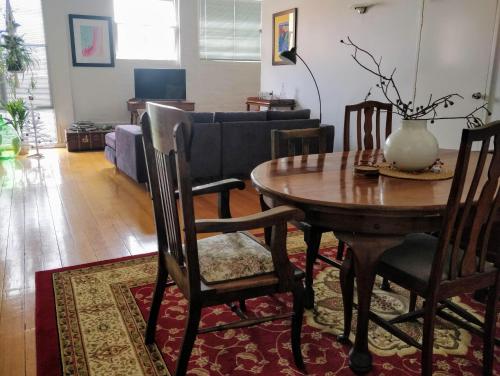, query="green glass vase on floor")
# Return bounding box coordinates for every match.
[0,116,21,159]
